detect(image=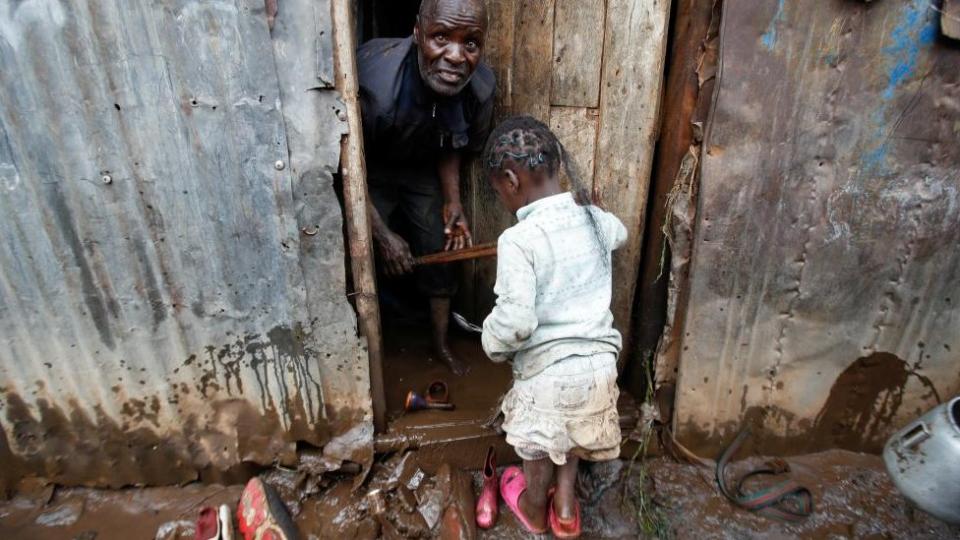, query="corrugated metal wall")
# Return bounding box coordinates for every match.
[0,0,371,489]
[674,0,960,455]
